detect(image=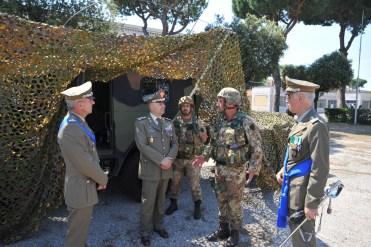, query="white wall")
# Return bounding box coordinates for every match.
[250,86,371,113]
[250,86,274,112]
